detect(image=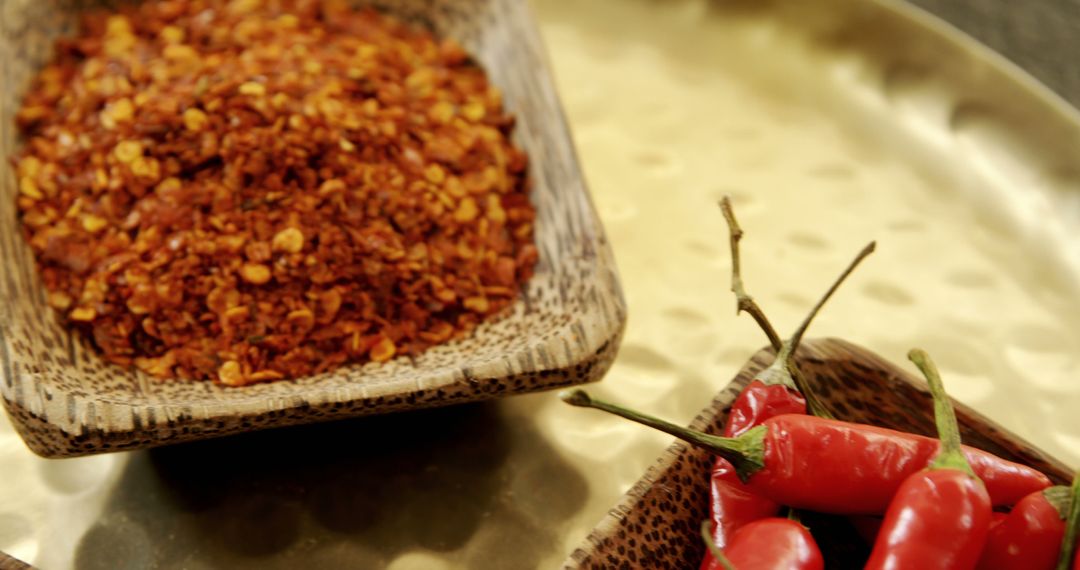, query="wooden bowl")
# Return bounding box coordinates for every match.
[563,338,1072,569]
[0,0,625,458]
[0,551,31,570]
